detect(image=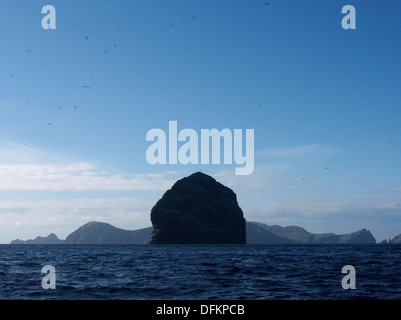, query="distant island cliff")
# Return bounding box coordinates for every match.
[11,221,379,245]
[247,222,376,244]
[11,233,64,245]
[63,221,152,245]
